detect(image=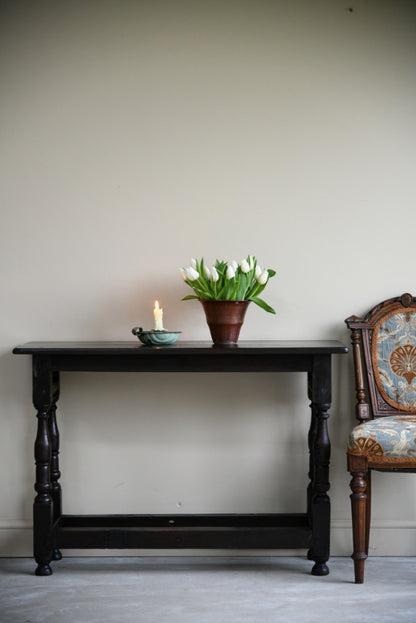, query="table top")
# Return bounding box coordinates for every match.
[13,340,348,356]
